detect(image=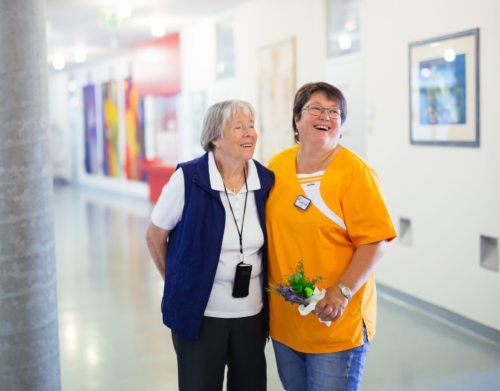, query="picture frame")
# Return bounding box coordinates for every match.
[409,28,479,147]
[257,37,296,163]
